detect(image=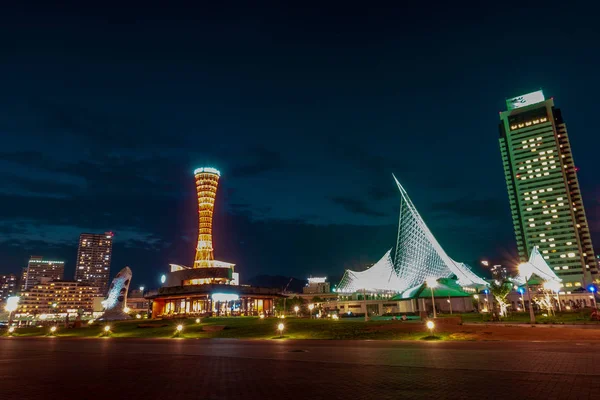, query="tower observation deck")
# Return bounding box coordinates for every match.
[194,167,221,267]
